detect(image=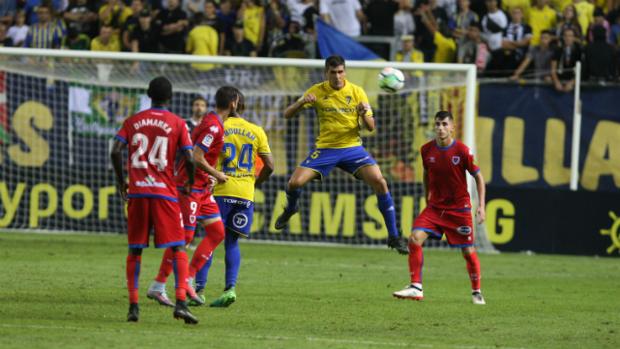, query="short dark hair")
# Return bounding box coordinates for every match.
[215,86,240,109]
[147,76,173,103]
[237,90,245,114]
[191,95,206,105]
[435,110,453,121]
[325,55,345,71]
